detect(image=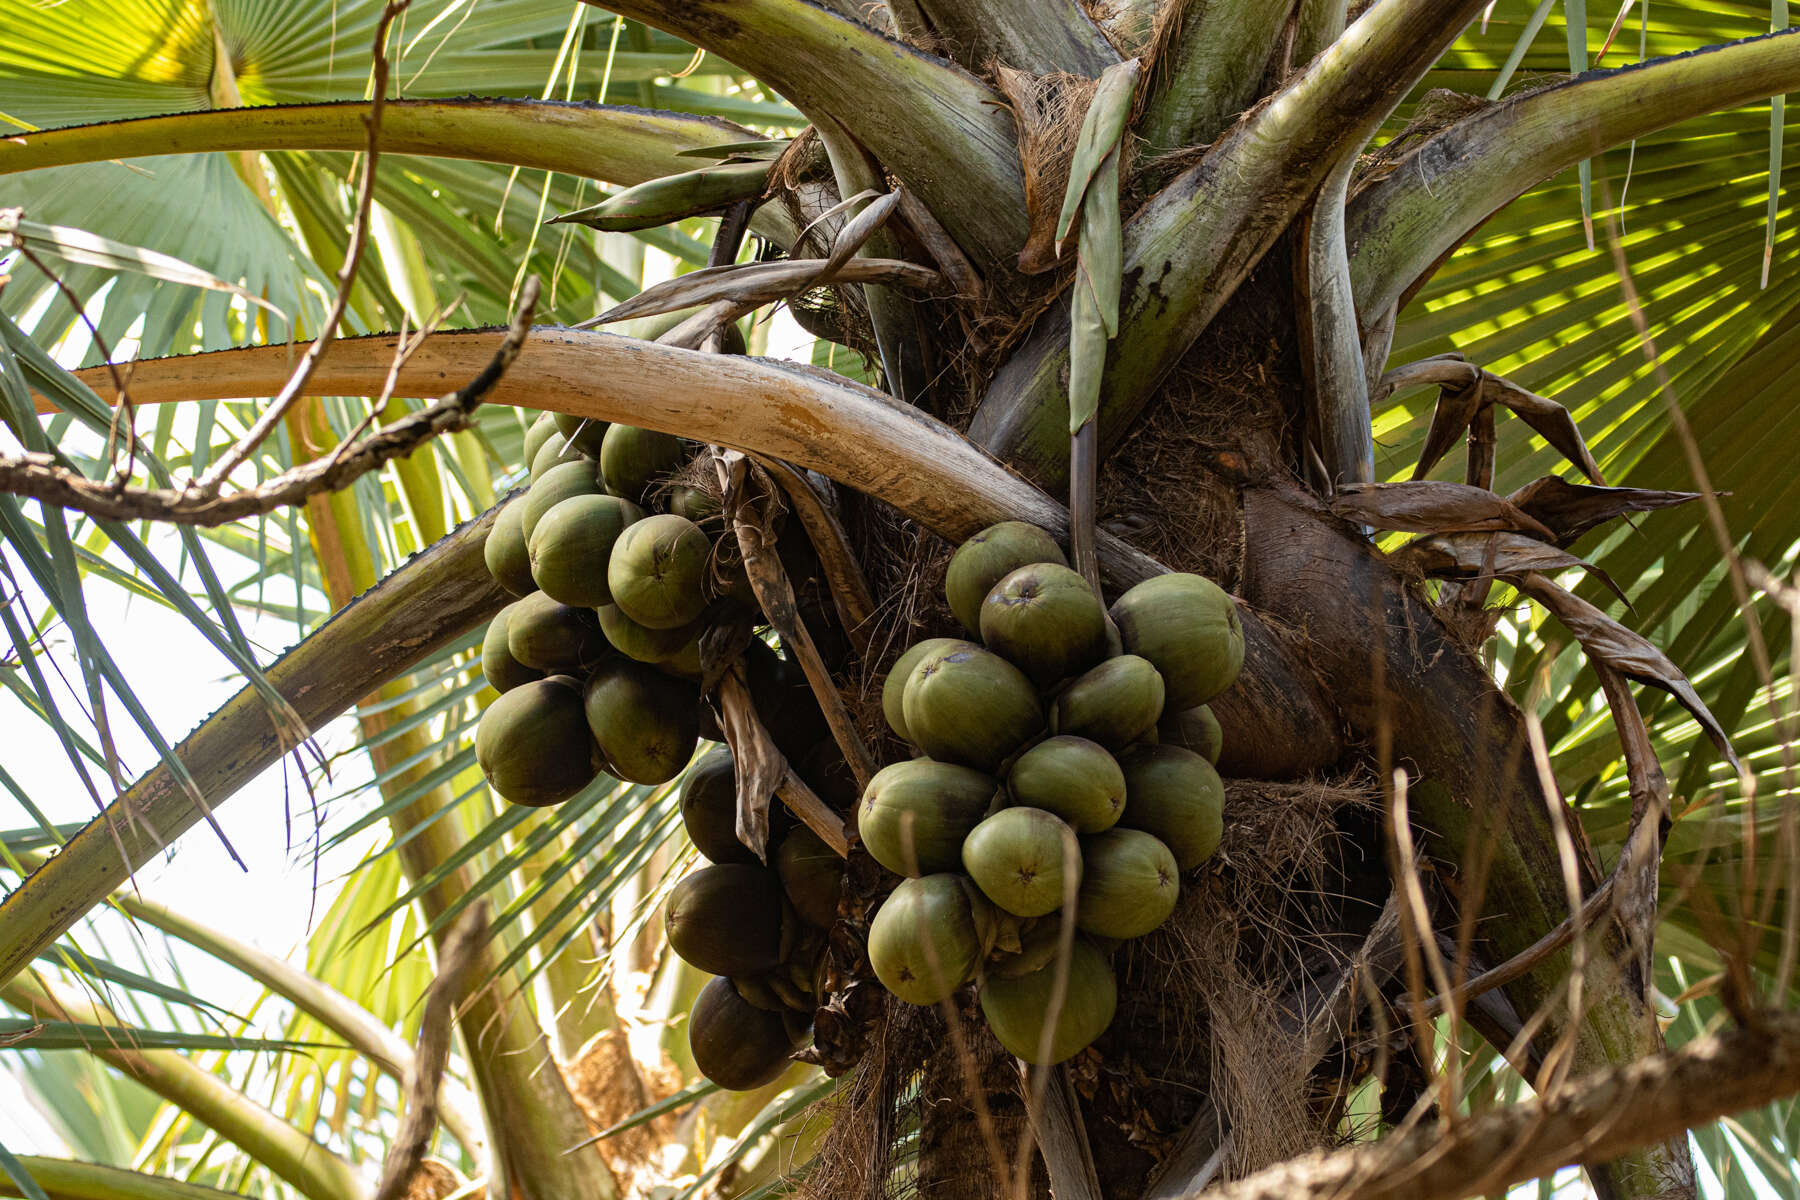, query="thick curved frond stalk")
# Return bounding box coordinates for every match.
[0,100,757,189]
[0,1156,260,1200]
[580,0,1029,273]
[909,0,1119,75]
[1349,25,1800,324]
